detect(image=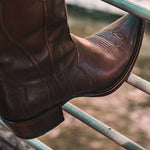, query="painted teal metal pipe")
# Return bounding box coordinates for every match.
[26,139,53,150]
[101,0,150,21]
[62,103,145,150]
[127,73,150,95]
